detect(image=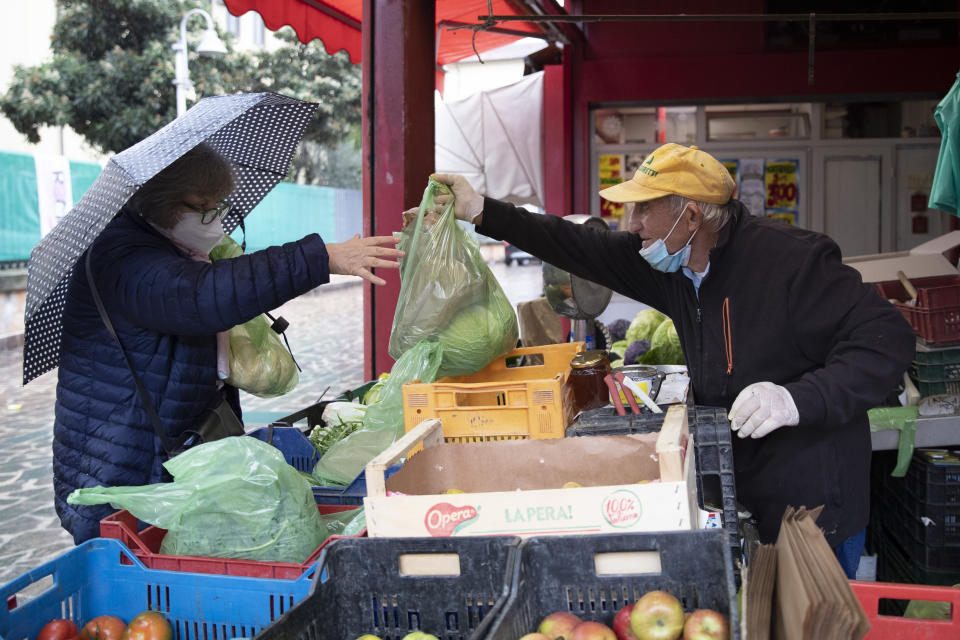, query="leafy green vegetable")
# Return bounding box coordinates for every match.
[626,309,666,343]
[640,318,685,365]
[436,301,518,378]
[362,373,390,405]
